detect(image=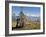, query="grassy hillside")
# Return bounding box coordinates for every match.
[12,20,40,30]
